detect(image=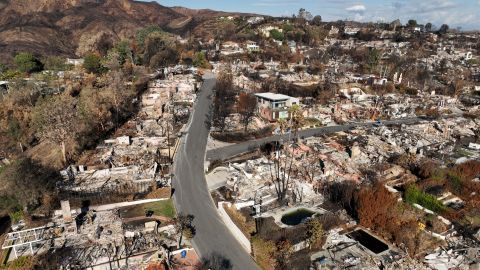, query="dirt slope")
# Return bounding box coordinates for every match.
[0,0,185,61]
